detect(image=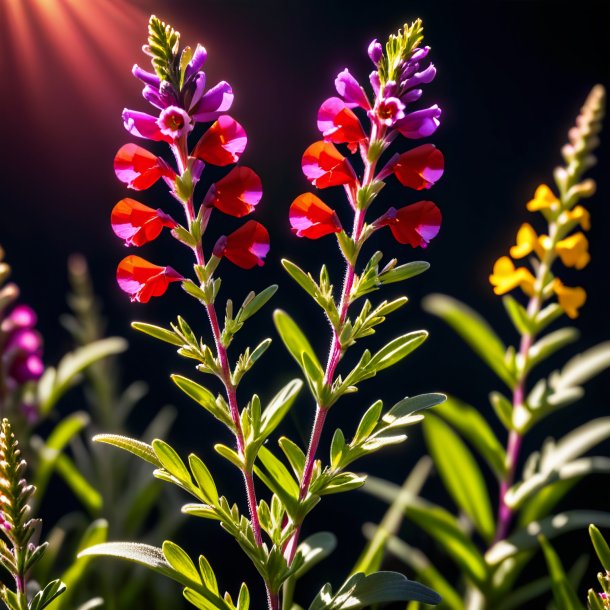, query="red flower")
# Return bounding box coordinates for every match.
[116,255,182,303]
[379,201,442,248]
[289,193,342,239]
[114,144,176,190]
[205,166,262,217]
[302,141,356,189]
[193,115,247,166]
[111,198,177,247]
[317,97,366,153]
[214,220,270,269]
[392,144,445,190]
